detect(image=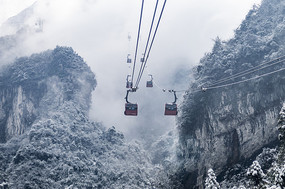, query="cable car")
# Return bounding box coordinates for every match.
[127,54,132,63]
[164,90,178,116]
[140,53,145,63]
[164,103,177,115]
[126,81,133,88]
[146,74,153,87]
[126,75,133,88]
[146,81,153,87]
[124,103,138,116]
[124,90,138,116]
